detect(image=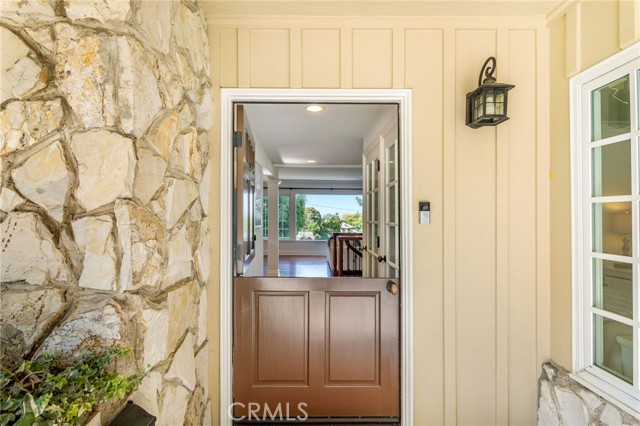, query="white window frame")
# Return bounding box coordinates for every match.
[571,41,640,418]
